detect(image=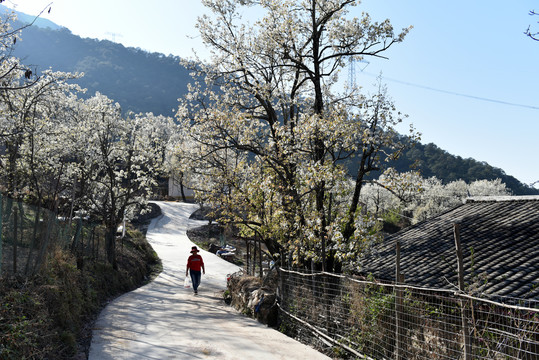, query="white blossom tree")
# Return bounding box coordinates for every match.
[361,174,511,226]
[411,178,510,223]
[175,0,416,271]
[68,93,173,267]
[0,6,42,89]
[0,7,174,267]
[1,83,174,267]
[0,69,80,200]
